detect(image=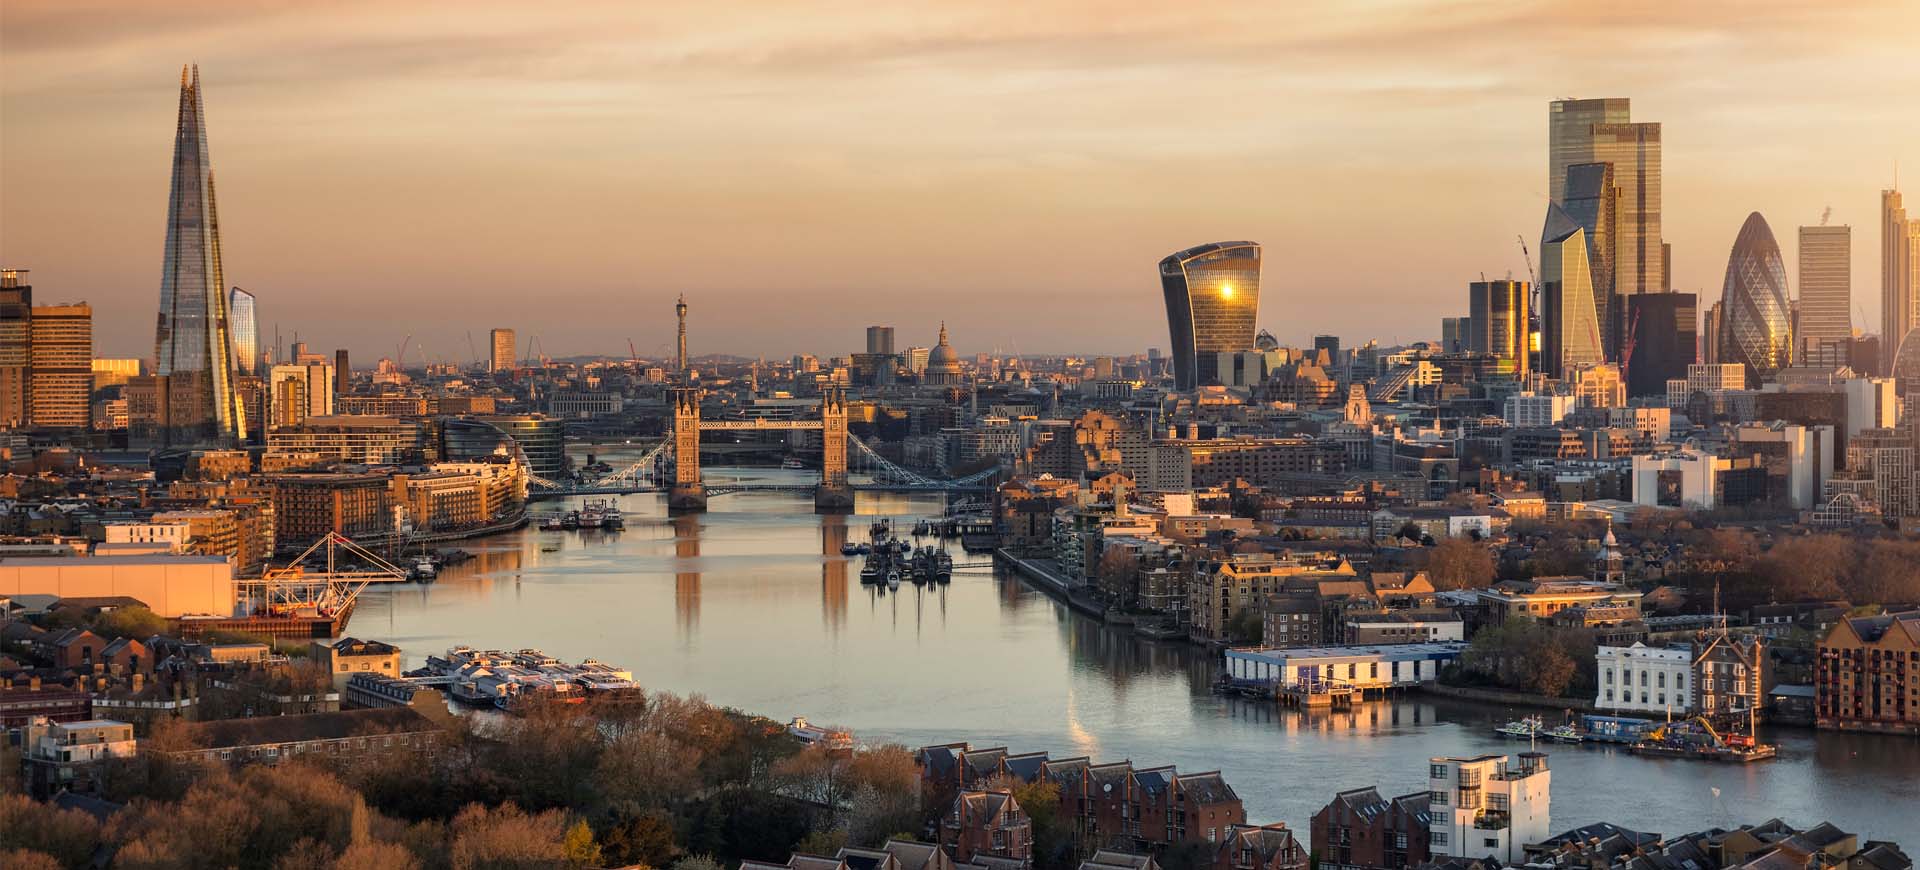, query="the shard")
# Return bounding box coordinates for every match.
[154,65,246,444]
